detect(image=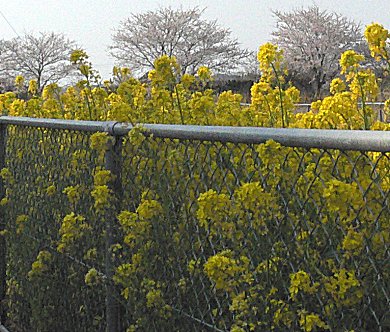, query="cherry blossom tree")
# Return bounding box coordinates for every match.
[1,32,77,92]
[109,7,250,75]
[272,6,363,99]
